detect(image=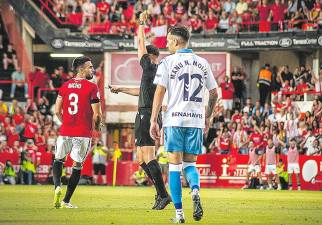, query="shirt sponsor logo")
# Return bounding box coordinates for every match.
[172,112,203,119]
